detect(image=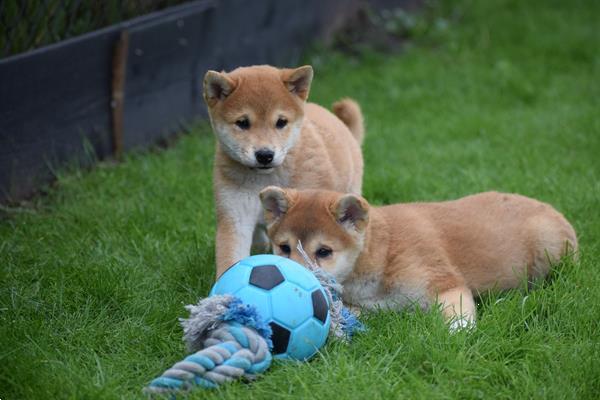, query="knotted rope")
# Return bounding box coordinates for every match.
[144,296,272,395]
[144,321,271,393]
